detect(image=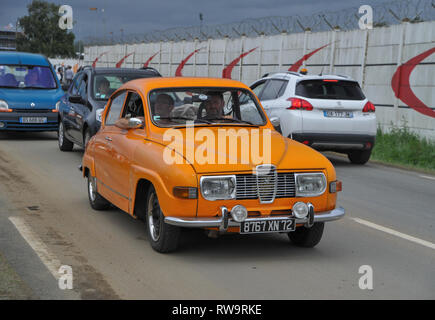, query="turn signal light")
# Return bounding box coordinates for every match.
[329,180,342,193]
[362,101,376,113]
[0,109,12,112]
[173,187,198,199]
[287,98,313,111]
